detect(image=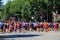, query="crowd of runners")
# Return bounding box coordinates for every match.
[0,18,60,33]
